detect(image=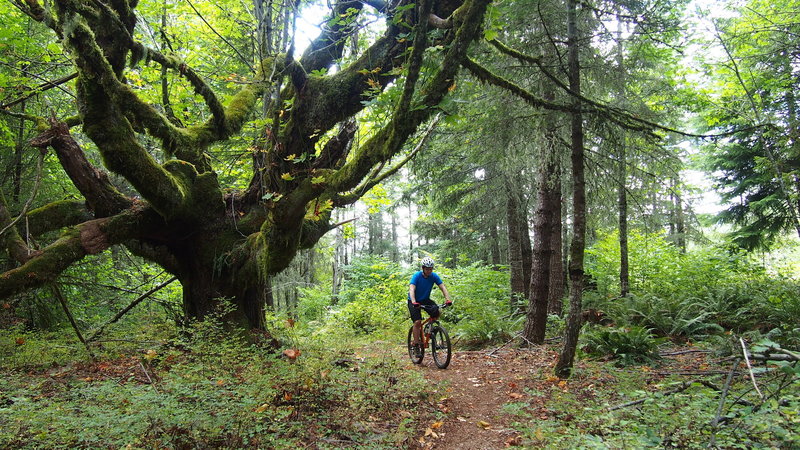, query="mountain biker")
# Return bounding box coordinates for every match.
[408,257,452,356]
